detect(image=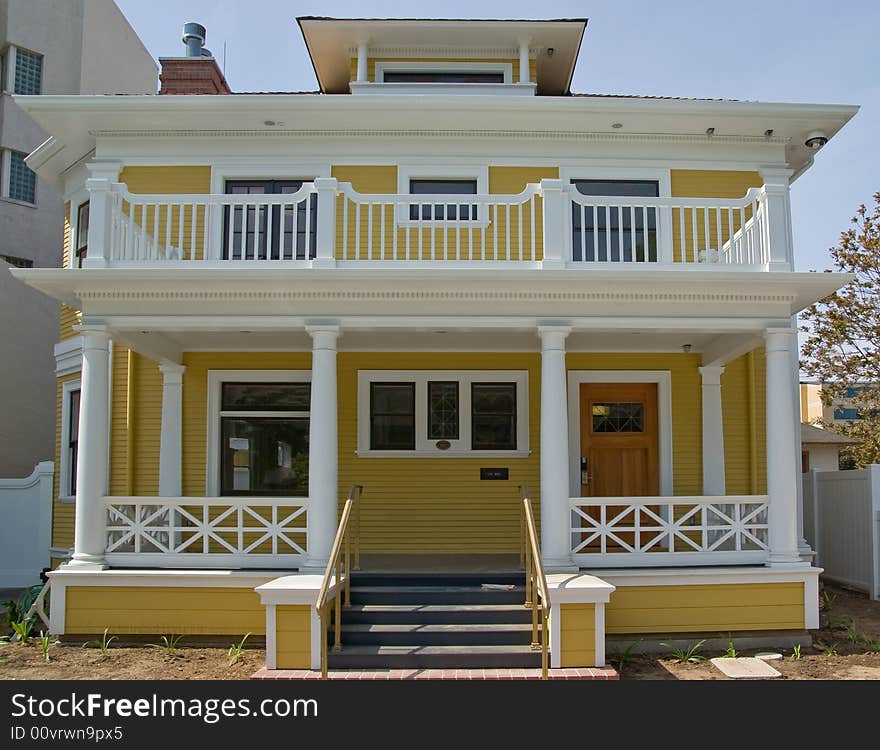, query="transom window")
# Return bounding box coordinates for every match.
[224,180,316,260]
[219,381,311,495]
[571,179,660,262]
[592,402,644,433]
[359,371,529,456]
[409,179,478,221]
